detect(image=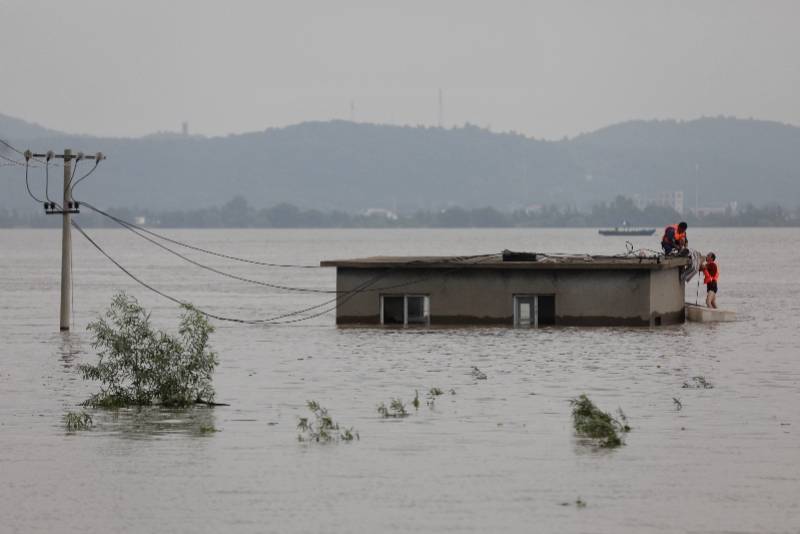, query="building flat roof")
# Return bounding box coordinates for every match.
[320,252,690,270]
